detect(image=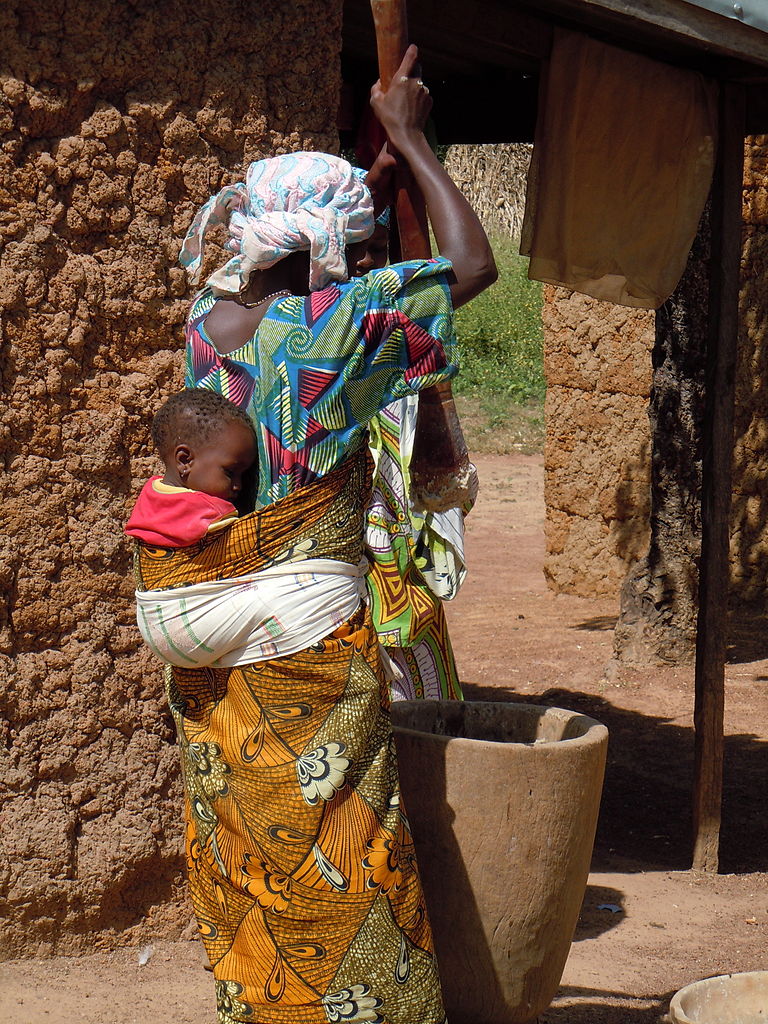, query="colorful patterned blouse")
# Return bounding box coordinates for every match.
[185,257,457,507]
